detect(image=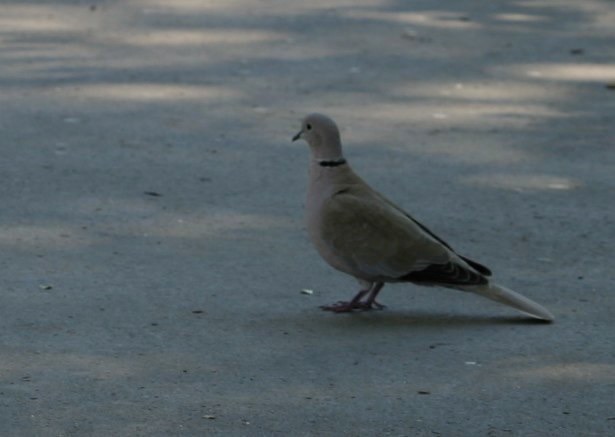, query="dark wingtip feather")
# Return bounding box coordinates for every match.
[399,262,488,286]
[460,256,492,276]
